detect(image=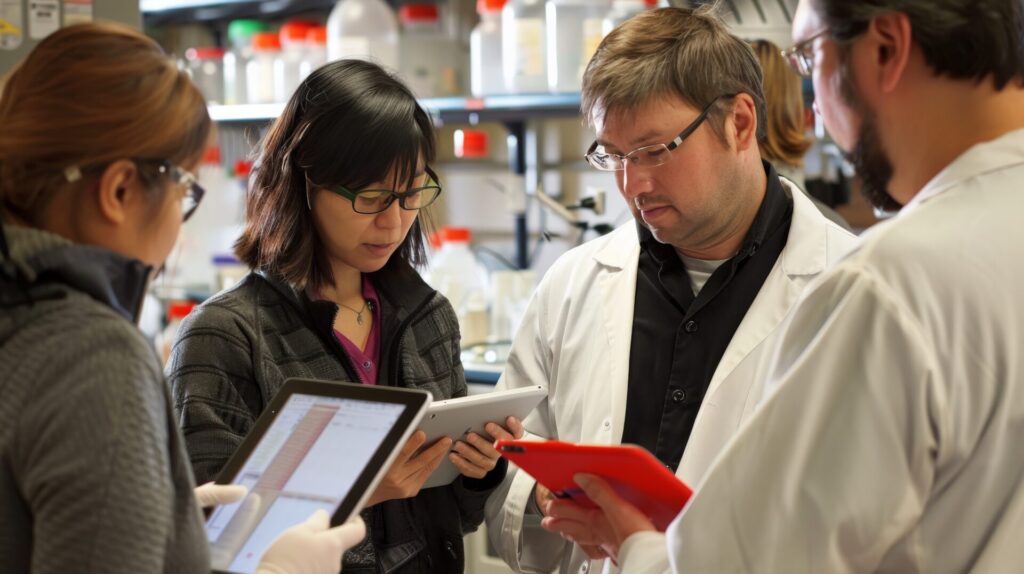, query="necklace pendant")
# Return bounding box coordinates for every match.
[356,313,364,326]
